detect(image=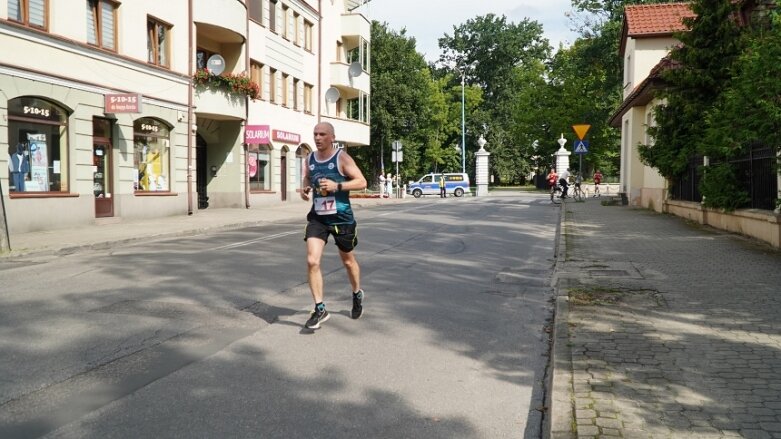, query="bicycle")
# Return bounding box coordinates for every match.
[550,184,564,204]
[572,183,586,202]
